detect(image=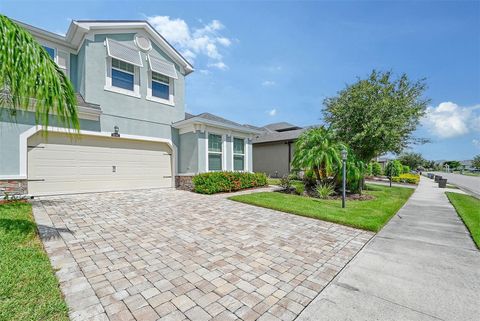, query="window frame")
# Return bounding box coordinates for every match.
[207,132,224,172]
[104,57,141,98]
[233,137,246,171]
[111,58,135,91]
[146,70,175,106]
